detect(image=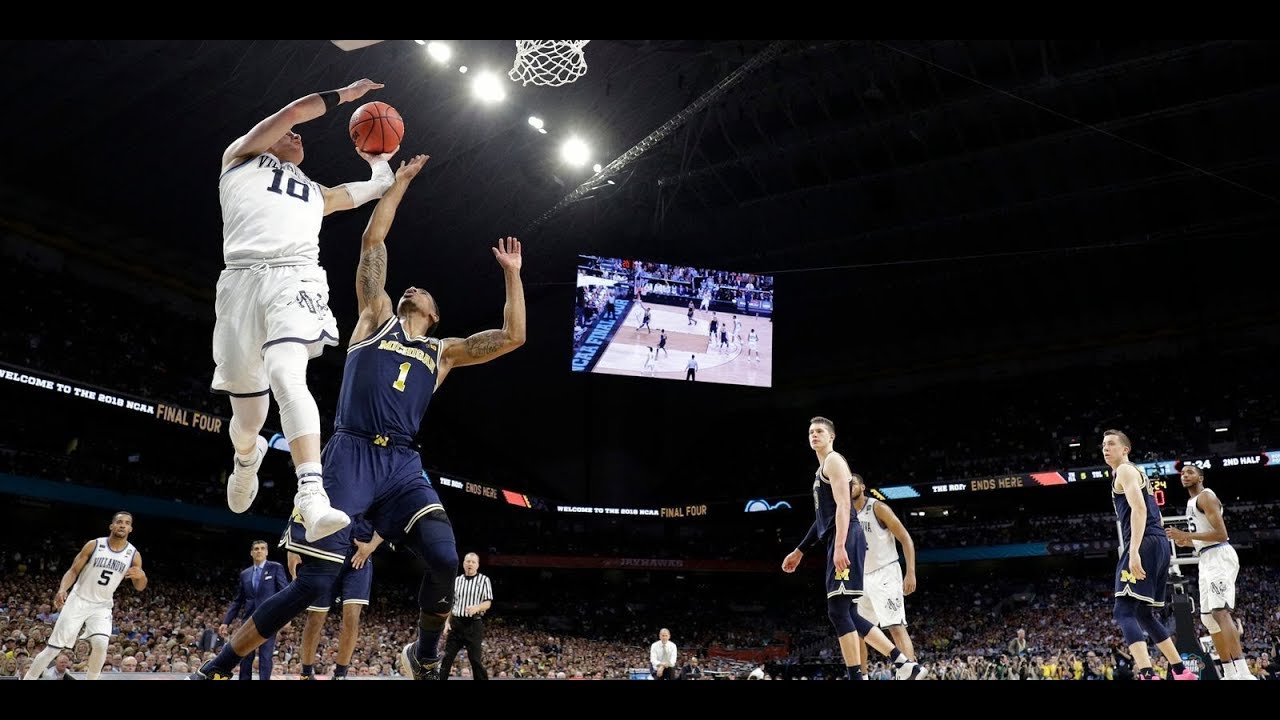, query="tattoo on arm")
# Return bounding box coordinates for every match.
[465,330,505,358]
[358,244,387,306]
